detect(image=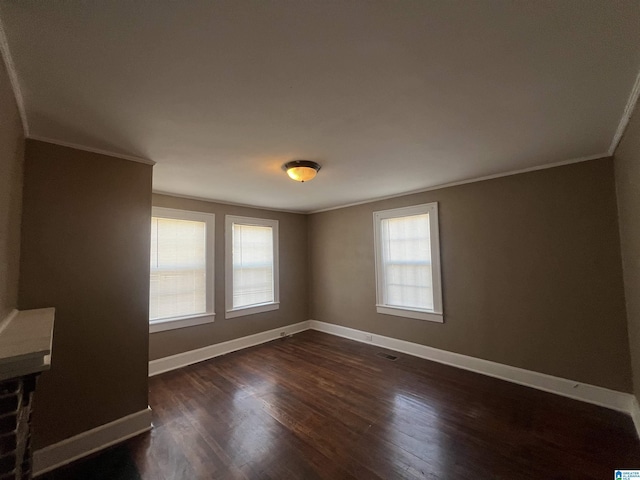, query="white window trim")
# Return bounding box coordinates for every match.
[373,202,444,323]
[225,215,280,319]
[149,206,215,333]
